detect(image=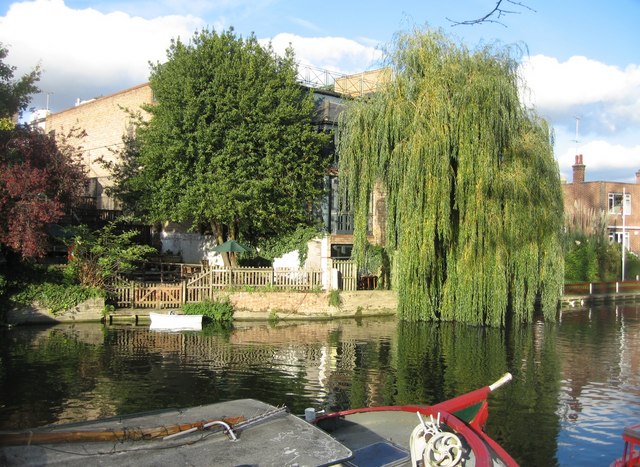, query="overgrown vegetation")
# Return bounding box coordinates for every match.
[0,271,7,300]
[259,225,320,267]
[4,262,103,314]
[359,244,391,290]
[64,219,156,288]
[564,233,640,282]
[181,297,234,322]
[15,282,103,315]
[563,201,640,282]
[1,218,154,318]
[268,309,279,324]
